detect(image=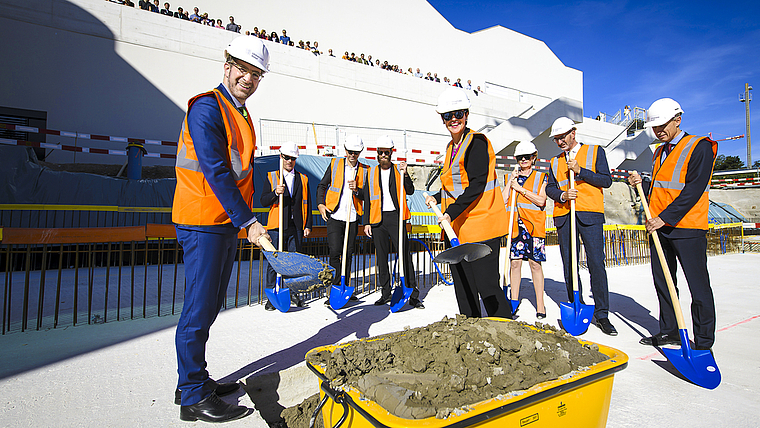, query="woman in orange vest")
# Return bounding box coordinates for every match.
[502,141,547,319]
[424,88,513,319]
